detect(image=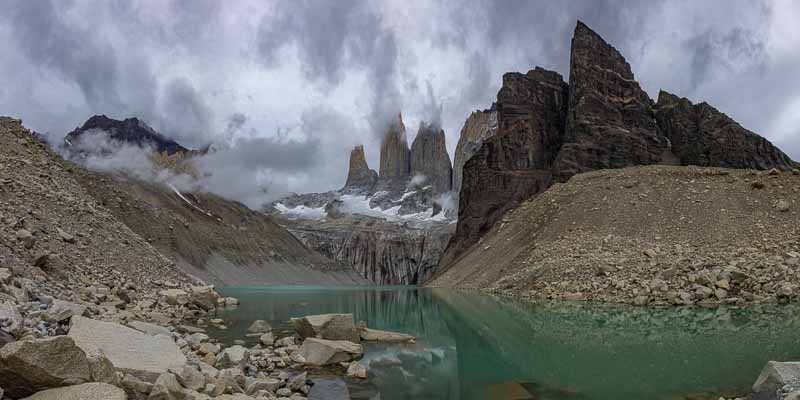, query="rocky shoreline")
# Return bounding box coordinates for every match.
[0,266,416,400]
